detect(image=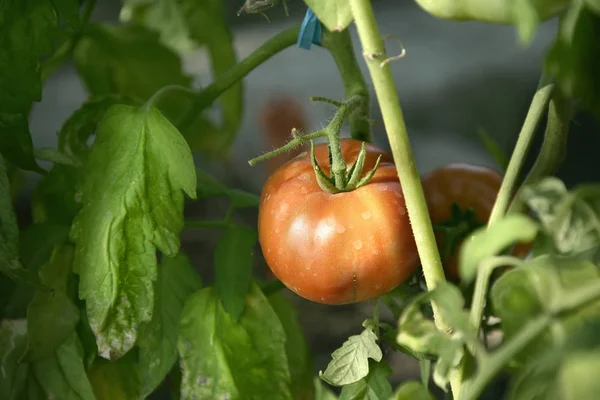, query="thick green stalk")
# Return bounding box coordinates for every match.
[322,30,371,142]
[348,0,447,319]
[177,25,301,131]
